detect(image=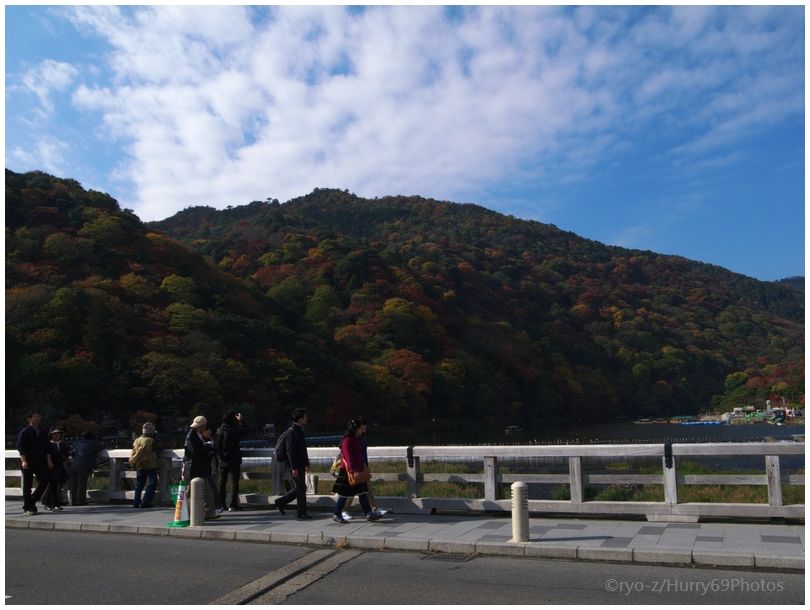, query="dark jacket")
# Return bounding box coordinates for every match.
[48,441,71,483]
[17,425,50,465]
[184,429,215,479]
[284,423,309,471]
[215,422,247,465]
[71,439,103,469]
